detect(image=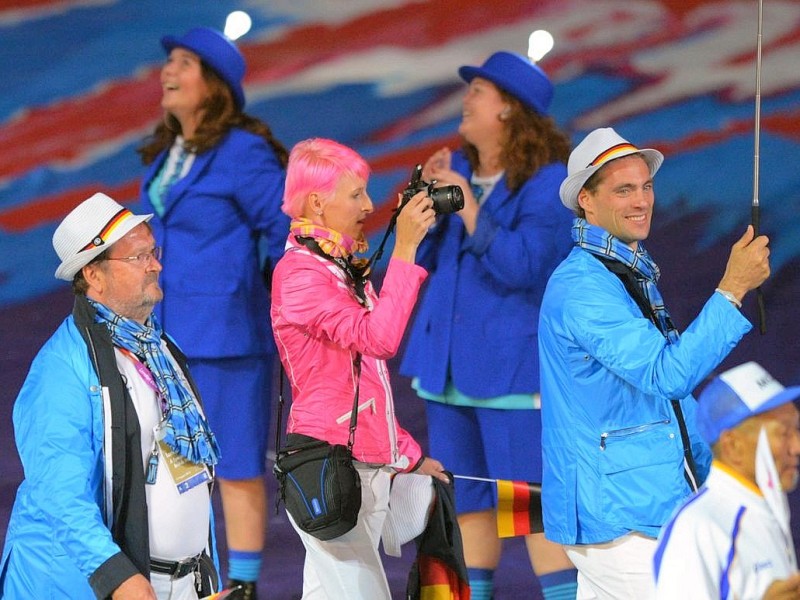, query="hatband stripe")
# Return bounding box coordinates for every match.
[80,208,133,252]
[588,143,639,168]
